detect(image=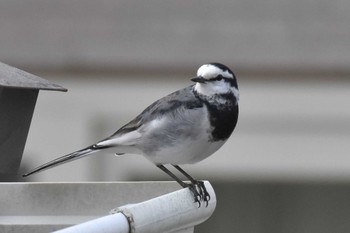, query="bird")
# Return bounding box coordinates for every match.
[23,63,239,207]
